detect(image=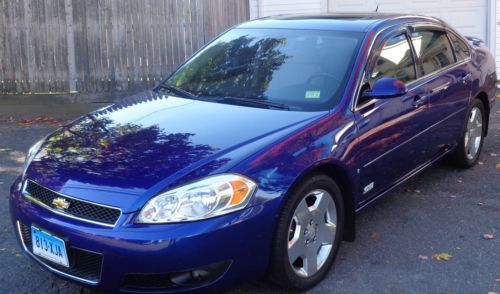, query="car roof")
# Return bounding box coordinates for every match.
[236,13,443,33]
